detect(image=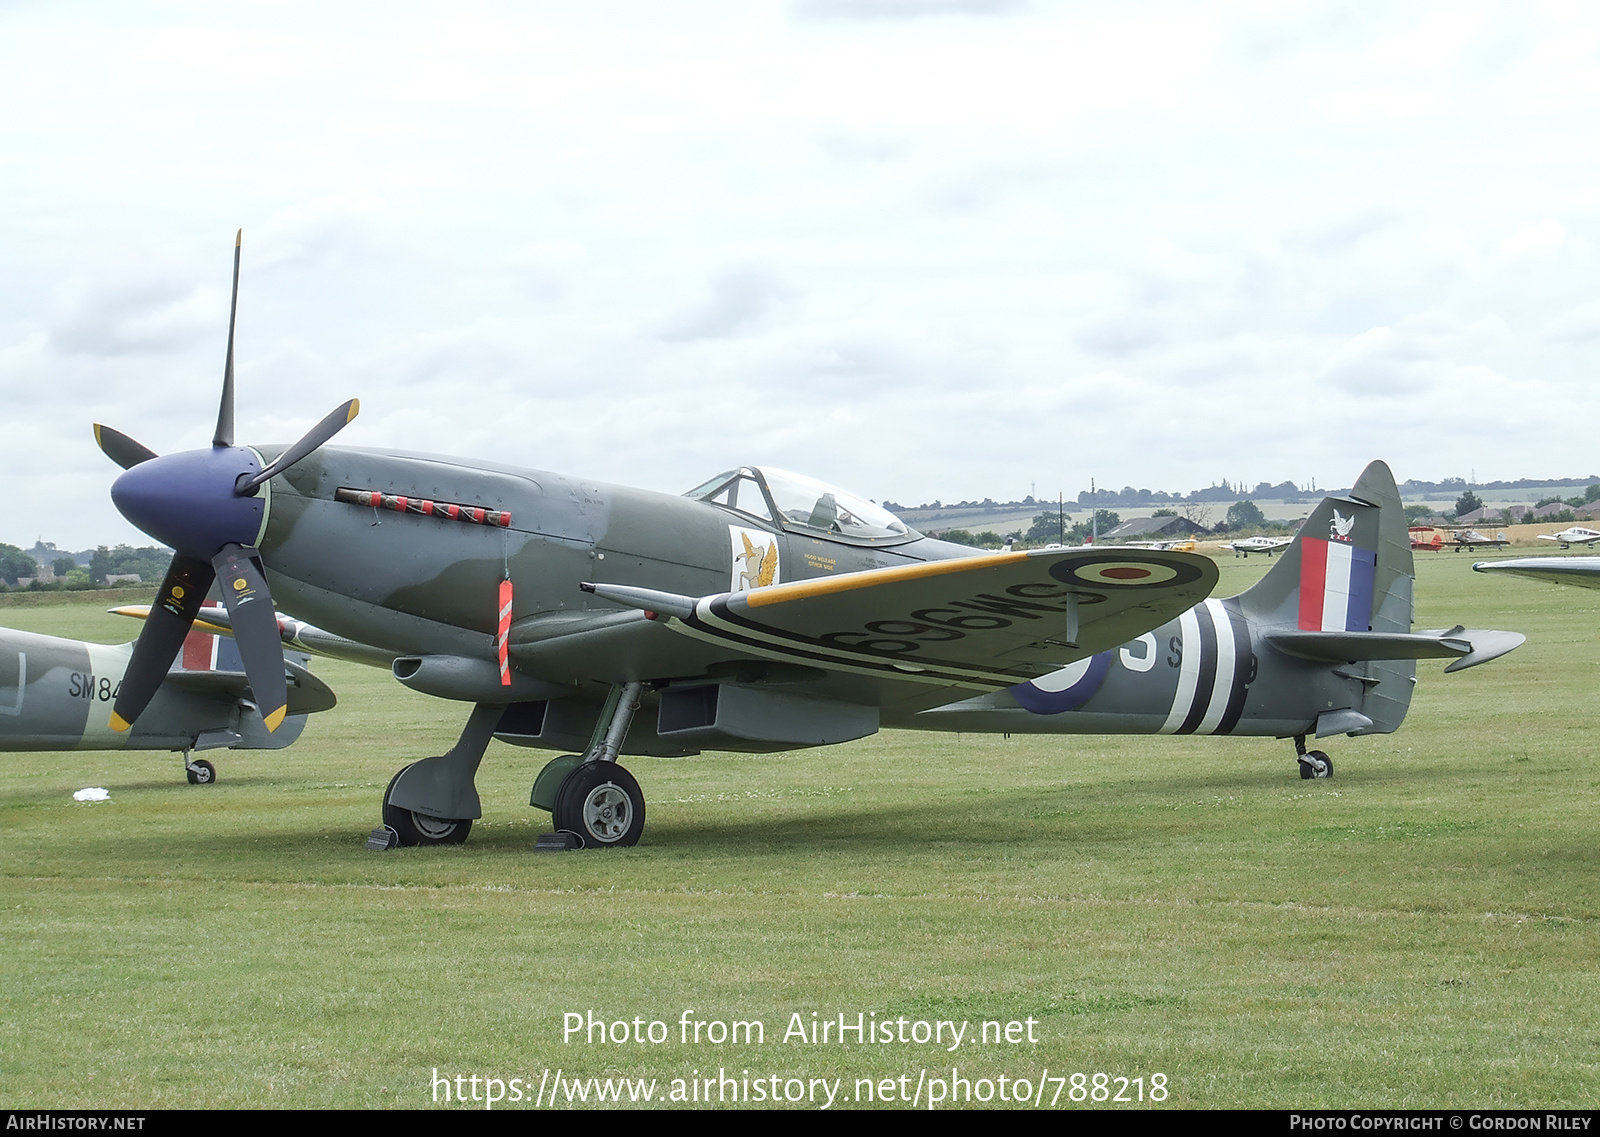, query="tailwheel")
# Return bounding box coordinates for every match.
[1297,750,1333,779]
[1292,734,1332,780]
[554,762,645,848]
[185,758,216,785]
[383,765,472,846]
